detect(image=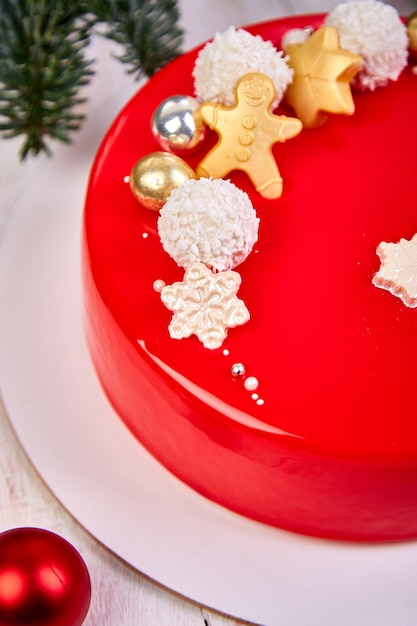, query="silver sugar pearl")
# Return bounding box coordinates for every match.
[231,362,246,377]
[152,95,206,154]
